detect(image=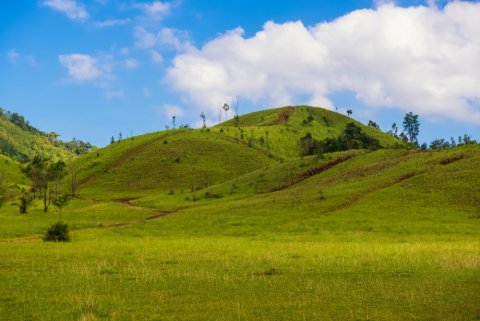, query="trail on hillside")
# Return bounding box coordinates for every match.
[0,199,179,243]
